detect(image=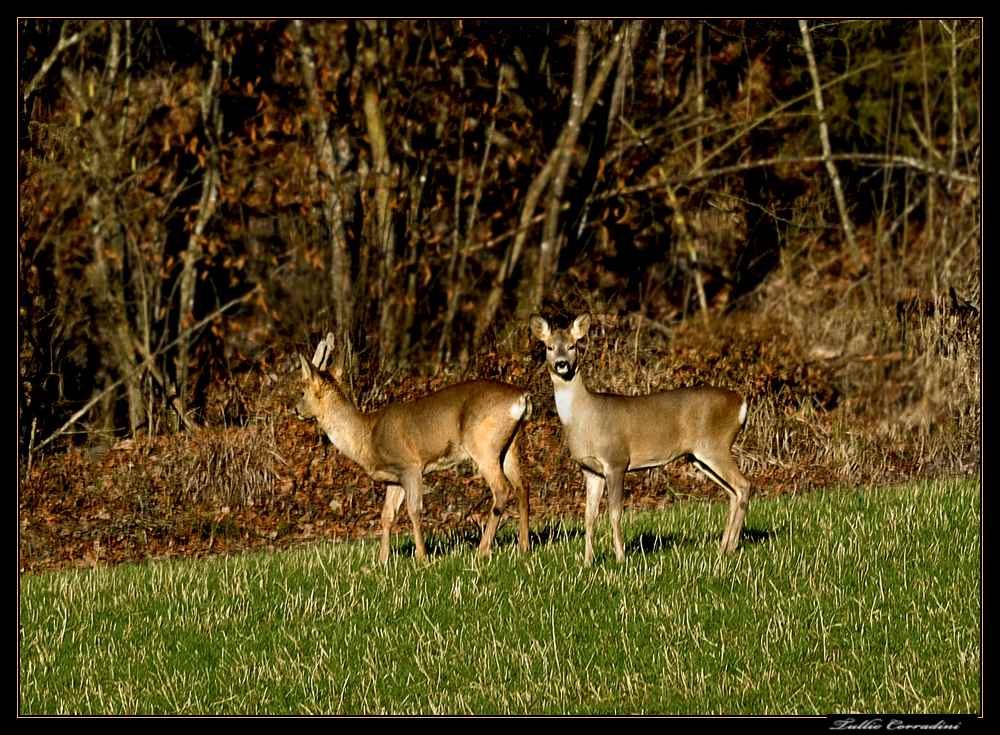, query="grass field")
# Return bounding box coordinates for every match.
[19,477,980,715]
